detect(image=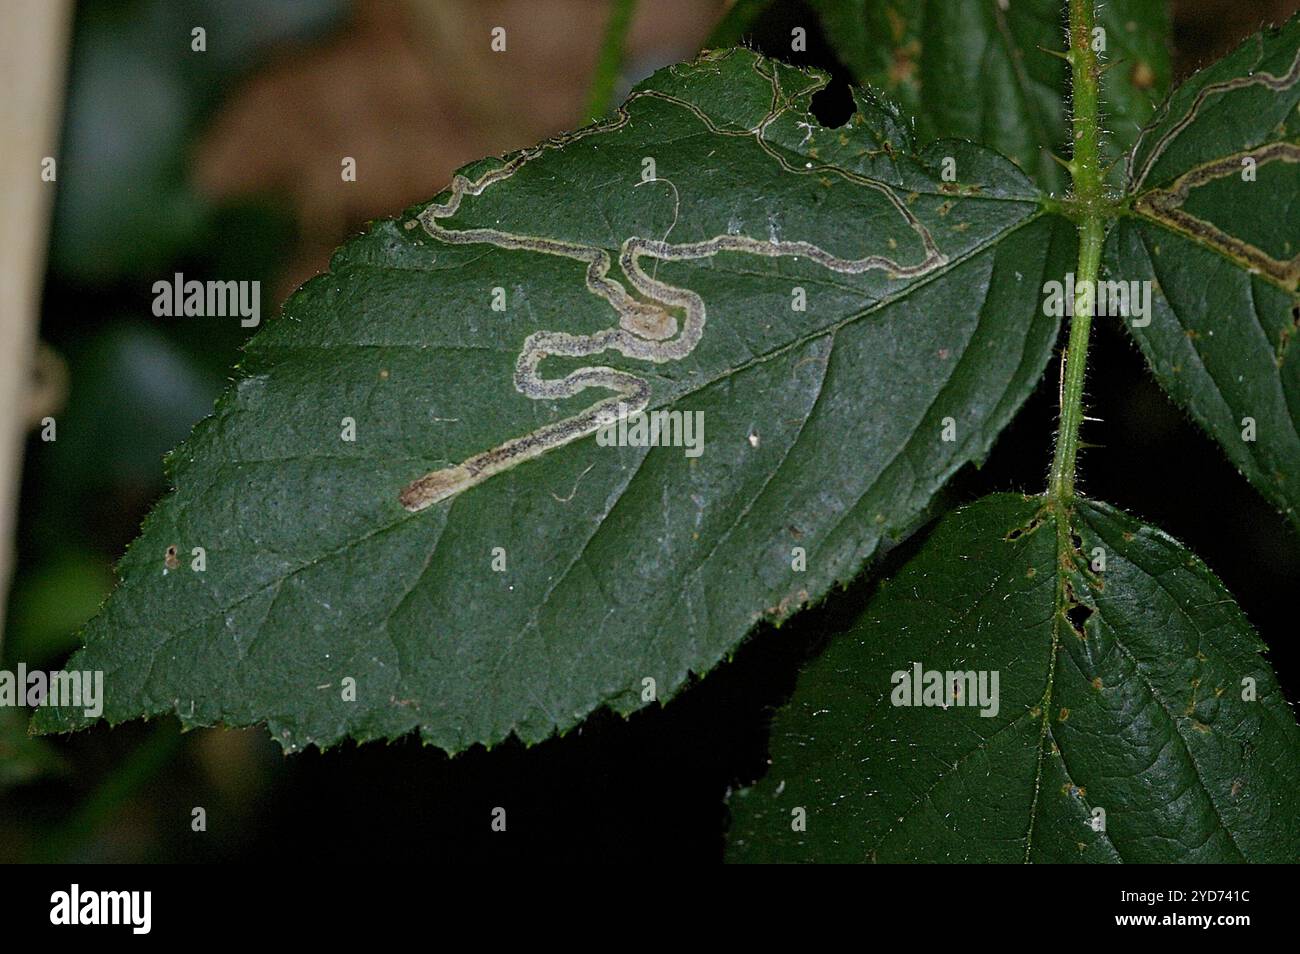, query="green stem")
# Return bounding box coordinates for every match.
[584,0,638,120]
[1032,0,1112,862]
[1048,0,1108,502]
